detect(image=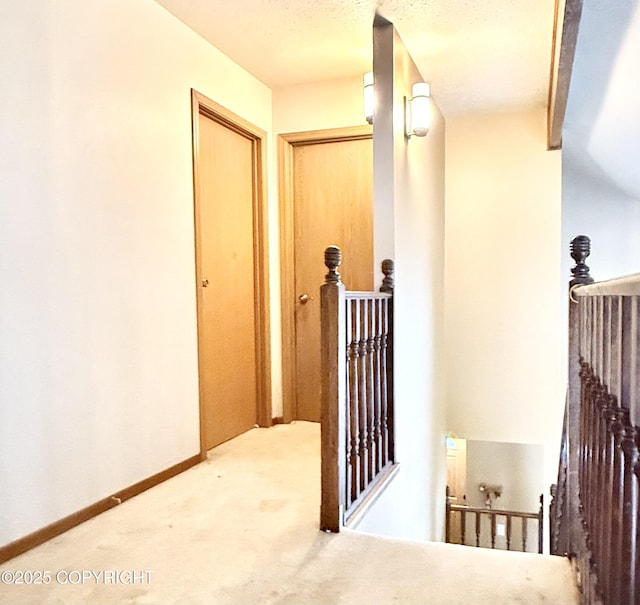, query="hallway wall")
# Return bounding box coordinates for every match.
[444,109,563,499]
[0,0,273,547]
[354,19,447,542]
